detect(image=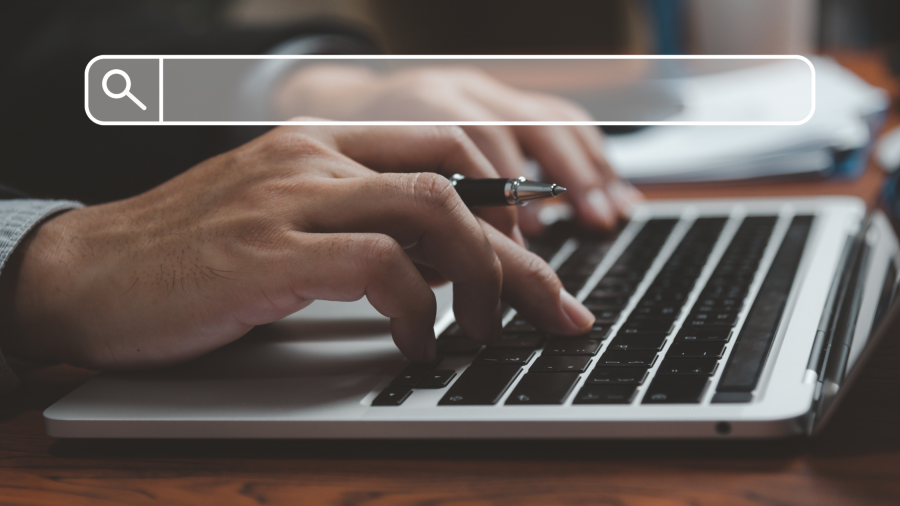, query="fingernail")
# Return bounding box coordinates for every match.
[559,288,595,334]
[587,188,616,226]
[512,225,526,247]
